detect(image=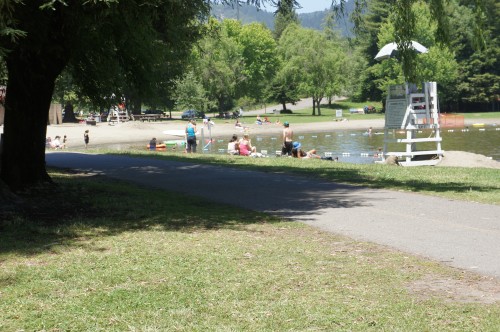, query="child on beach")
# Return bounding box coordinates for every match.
[84,130,89,149]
